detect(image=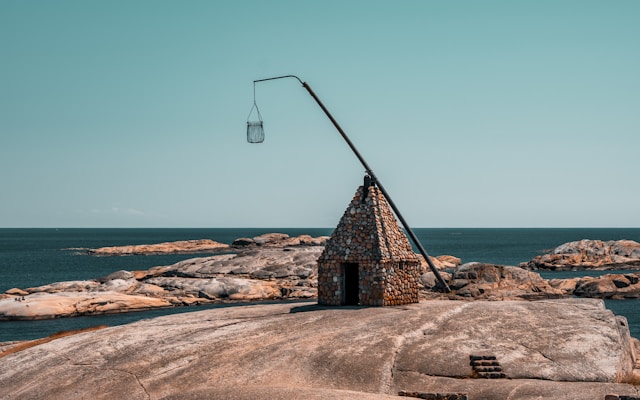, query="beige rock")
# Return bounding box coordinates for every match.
[522,239,640,271]
[24,280,101,294]
[434,263,566,300]
[1,300,638,400]
[5,288,29,296]
[89,239,229,256]
[435,255,462,268]
[0,291,173,320]
[548,277,580,294]
[573,273,640,299]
